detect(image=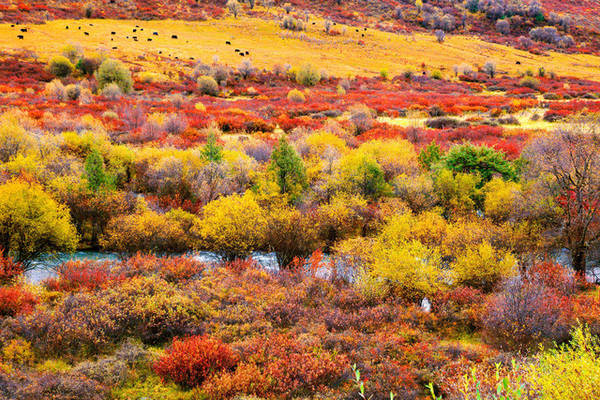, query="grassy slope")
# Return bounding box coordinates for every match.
[1,14,600,80]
